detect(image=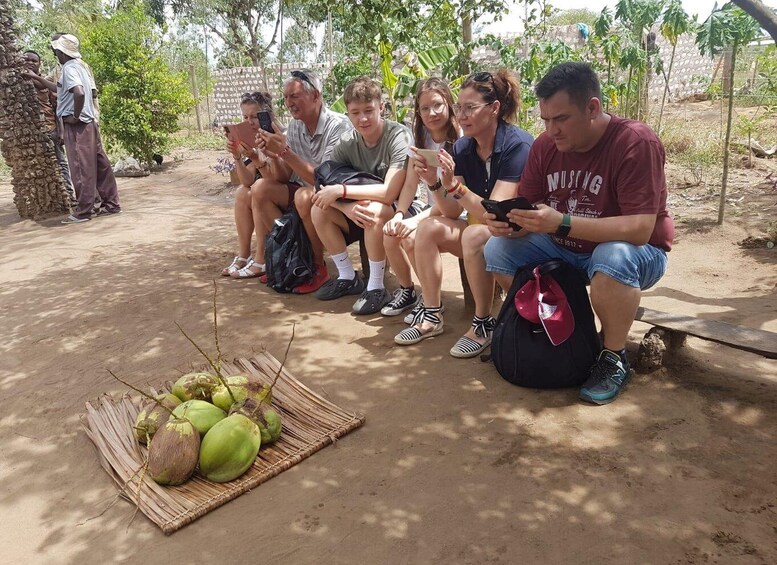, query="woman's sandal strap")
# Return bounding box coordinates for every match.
[222,255,248,276]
